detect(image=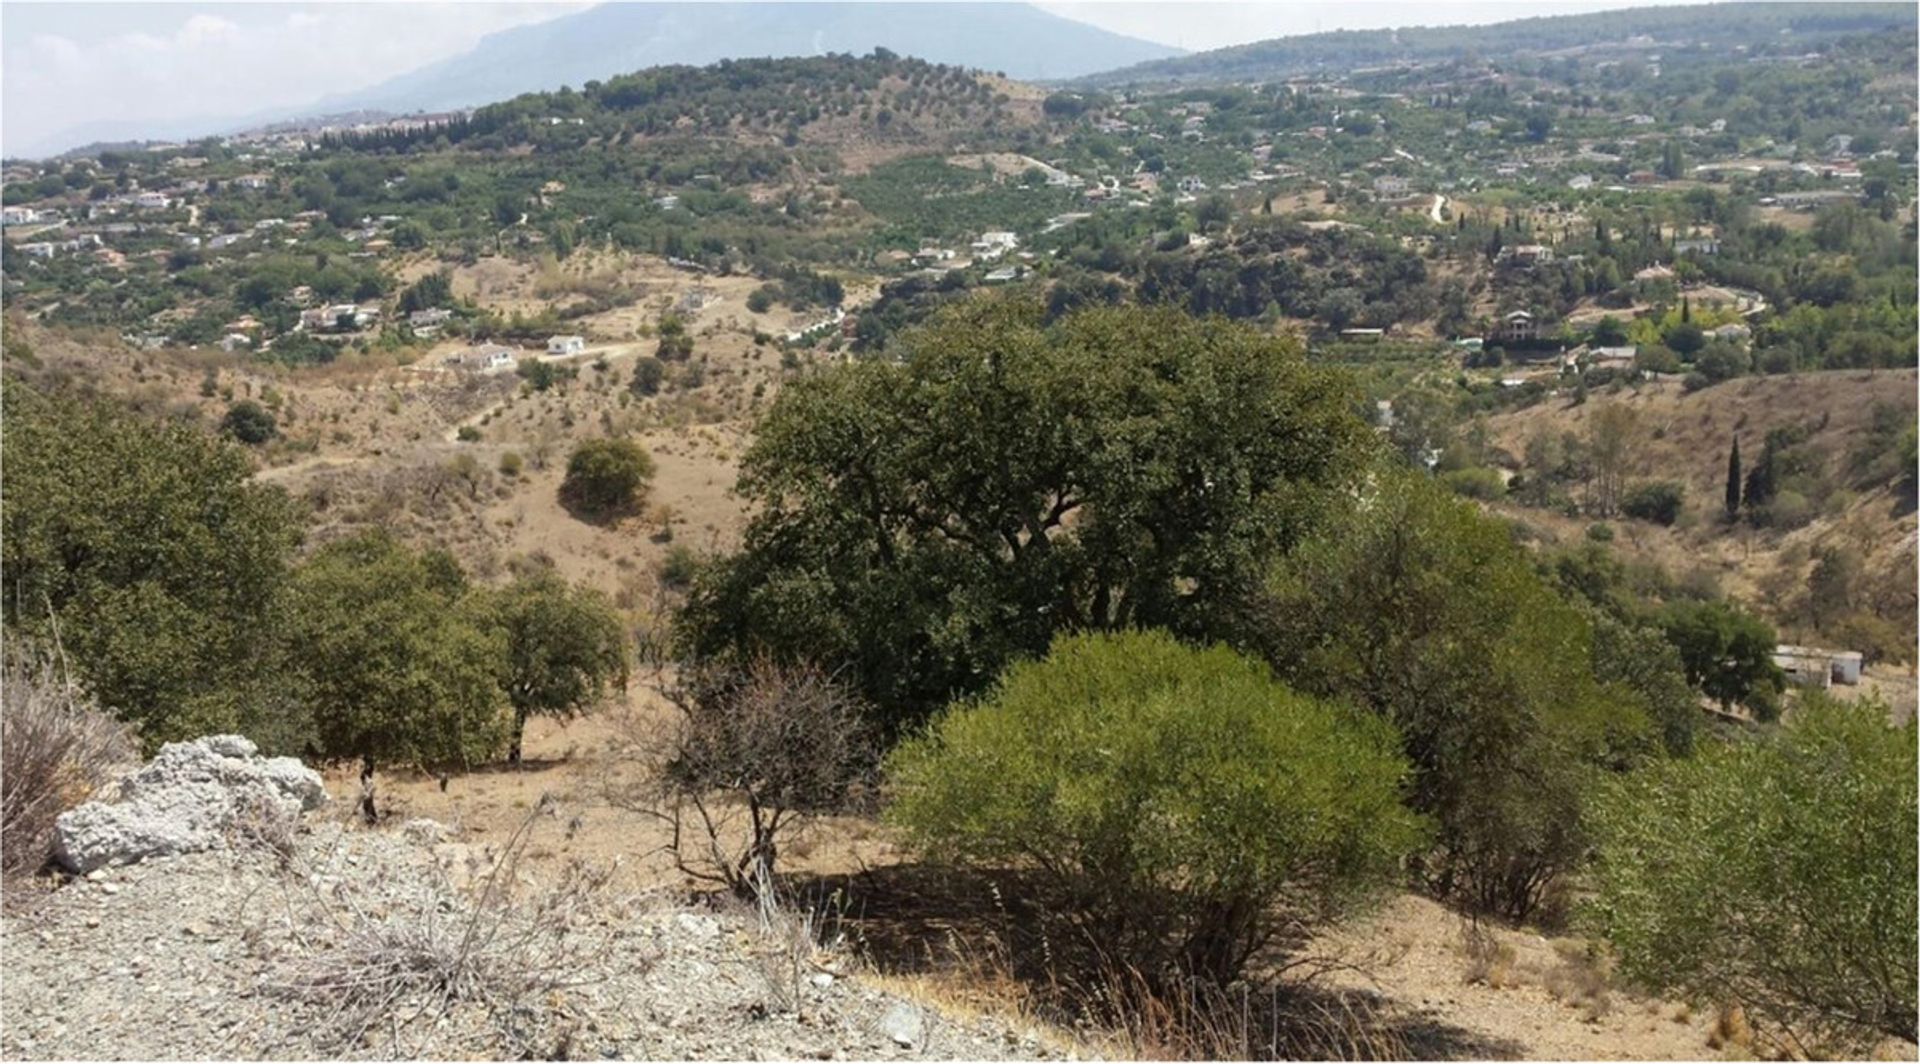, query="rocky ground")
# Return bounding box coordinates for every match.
[2,736,1058,1061]
[1,819,1060,1061]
